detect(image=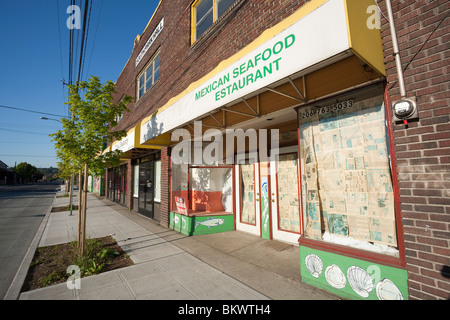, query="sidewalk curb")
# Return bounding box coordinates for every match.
[4,194,56,300]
